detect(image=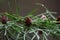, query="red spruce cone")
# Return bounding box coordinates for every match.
[1,16,7,24]
[25,17,32,26]
[56,16,60,24]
